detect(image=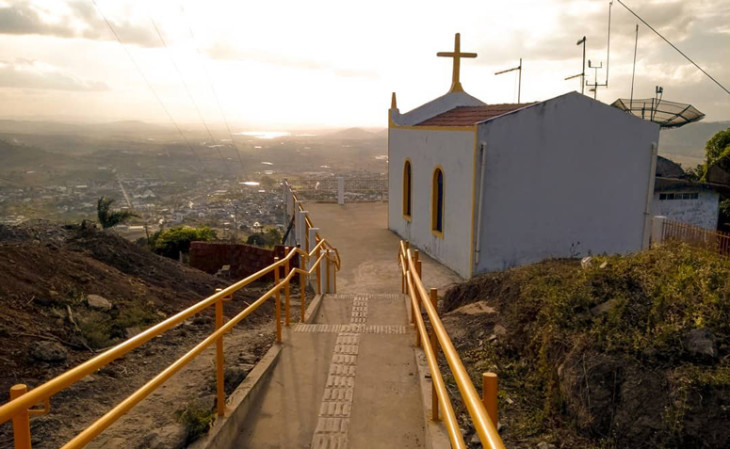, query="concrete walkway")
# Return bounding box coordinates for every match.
[233,202,462,448]
[304,202,462,294]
